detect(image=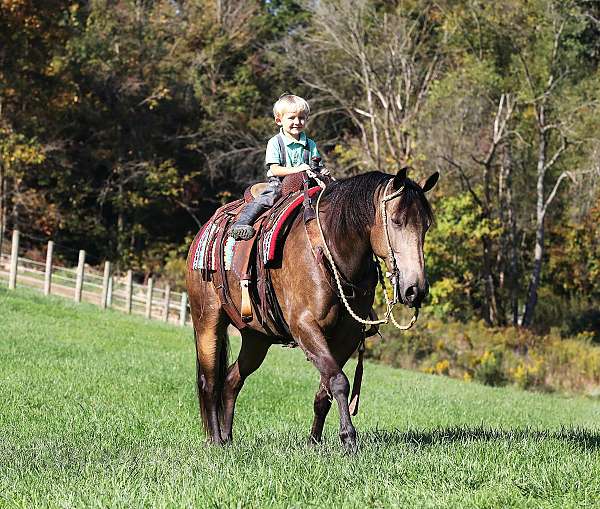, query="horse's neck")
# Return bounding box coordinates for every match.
[325,220,373,284]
